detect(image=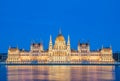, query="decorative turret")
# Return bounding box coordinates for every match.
[40,42,44,51]
[49,35,52,51]
[78,41,81,52]
[9,45,11,49]
[67,35,70,45]
[102,45,104,49]
[110,44,112,49]
[78,42,90,53]
[67,35,70,50]
[30,42,43,52]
